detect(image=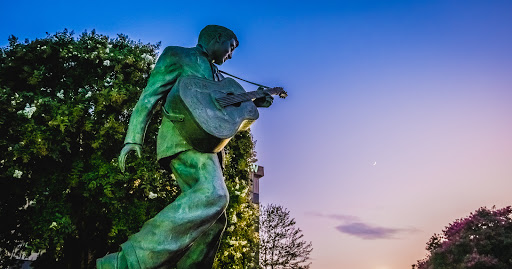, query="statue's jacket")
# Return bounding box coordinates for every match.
[124,45,223,162]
